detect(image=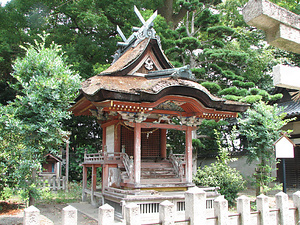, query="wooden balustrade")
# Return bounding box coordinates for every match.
[169,153,185,181]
